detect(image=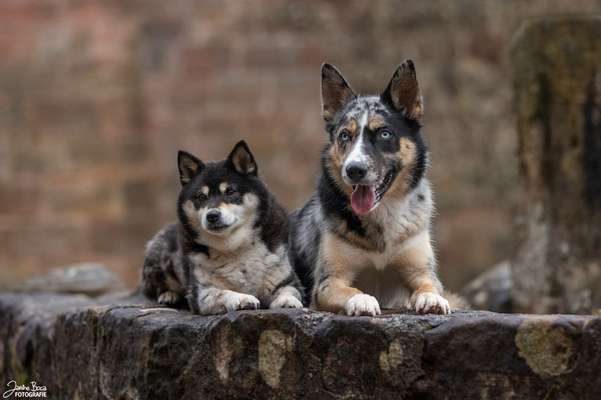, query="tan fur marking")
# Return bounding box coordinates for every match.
[386,137,418,198]
[389,233,442,296]
[201,186,209,195]
[315,278,362,313]
[219,202,233,211]
[328,143,344,171]
[182,200,202,231]
[219,182,228,193]
[313,232,364,312]
[325,151,353,196]
[398,137,416,166]
[368,114,386,131]
[337,118,358,137]
[331,220,381,252]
